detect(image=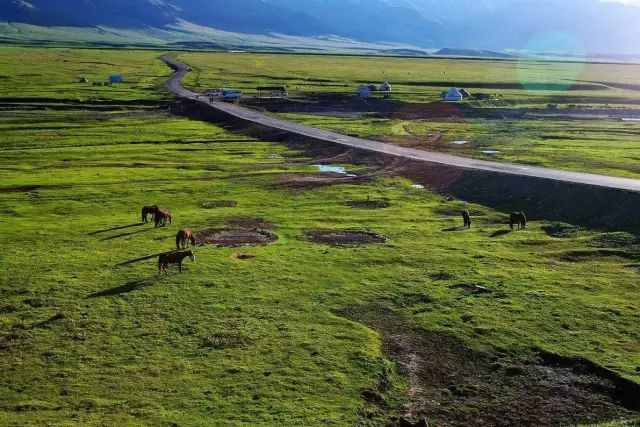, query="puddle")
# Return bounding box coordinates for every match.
[482,150,501,155]
[304,229,387,246]
[621,118,640,122]
[452,140,469,145]
[411,184,425,189]
[314,165,357,177]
